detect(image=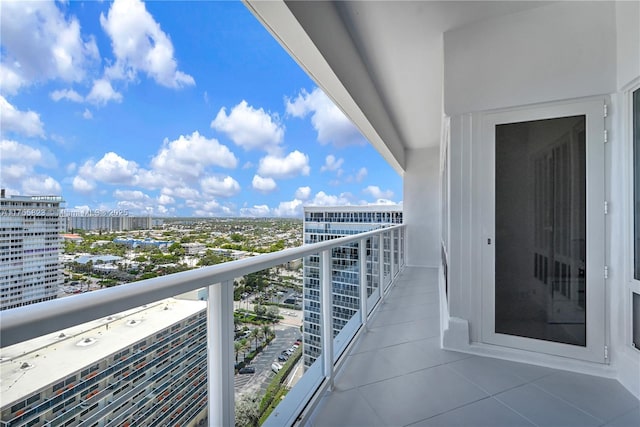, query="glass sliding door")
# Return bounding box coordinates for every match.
[495,116,586,346]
